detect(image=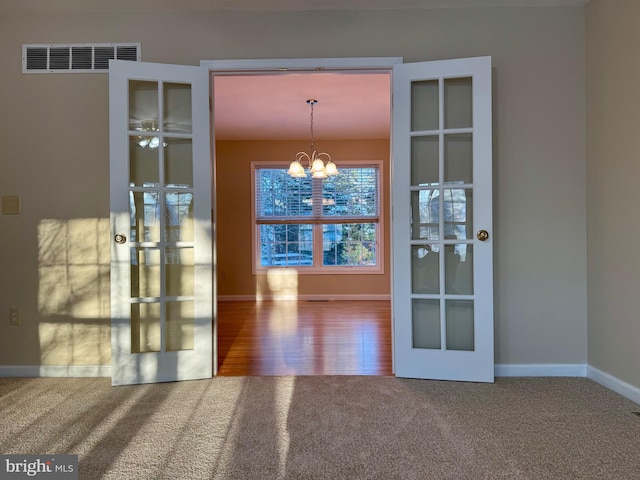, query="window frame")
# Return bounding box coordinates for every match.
[251,160,384,275]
